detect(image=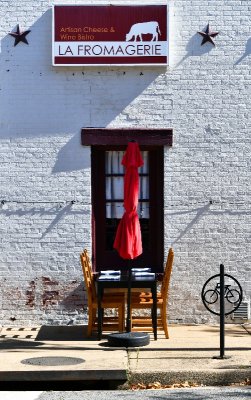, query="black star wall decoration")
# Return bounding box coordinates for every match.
[197,23,219,46]
[9,24,31,46]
